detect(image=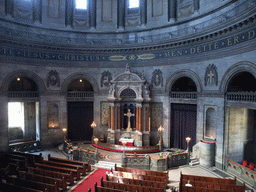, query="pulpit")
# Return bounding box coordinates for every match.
[119,138,134,146]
